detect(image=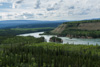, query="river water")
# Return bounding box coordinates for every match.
[18,32,100,45]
